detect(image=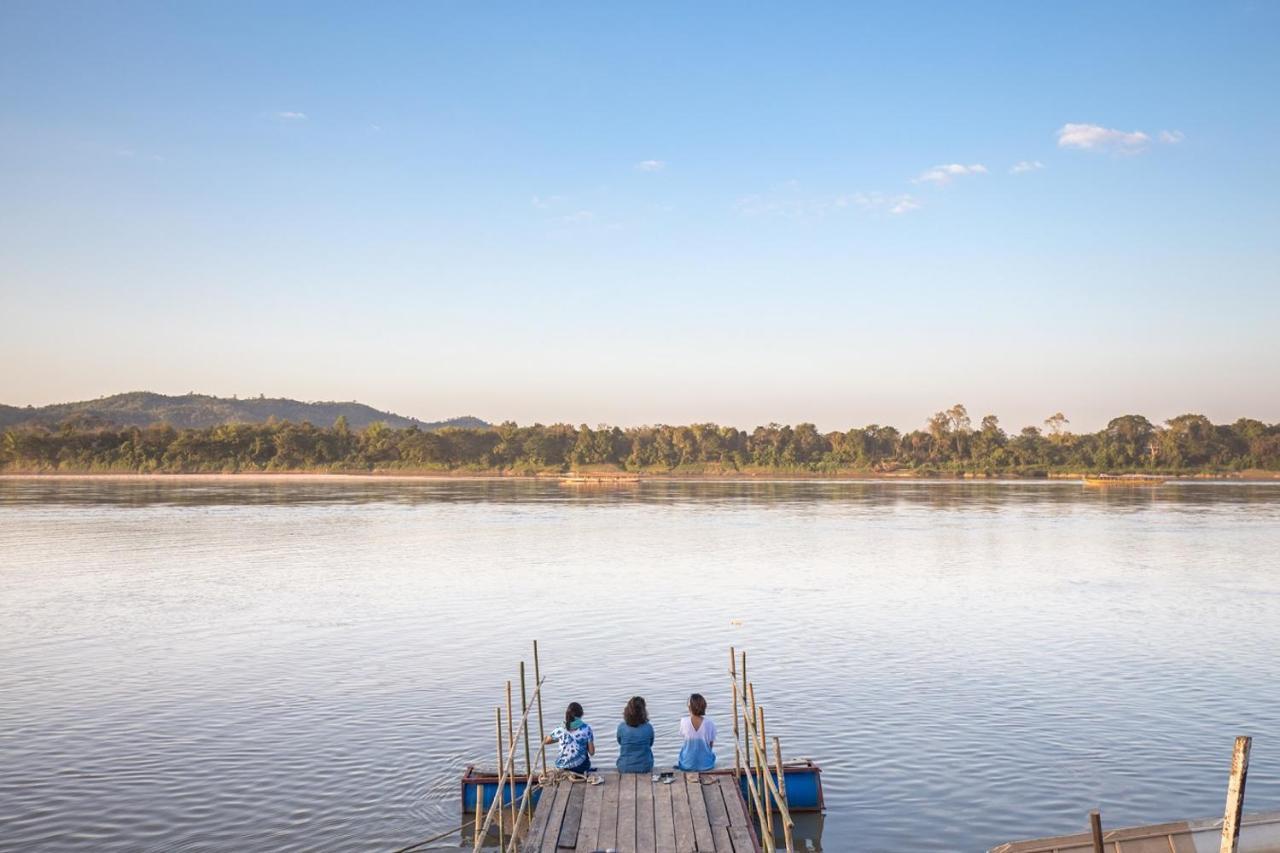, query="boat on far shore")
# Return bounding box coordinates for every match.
[1081,473,1168,487]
